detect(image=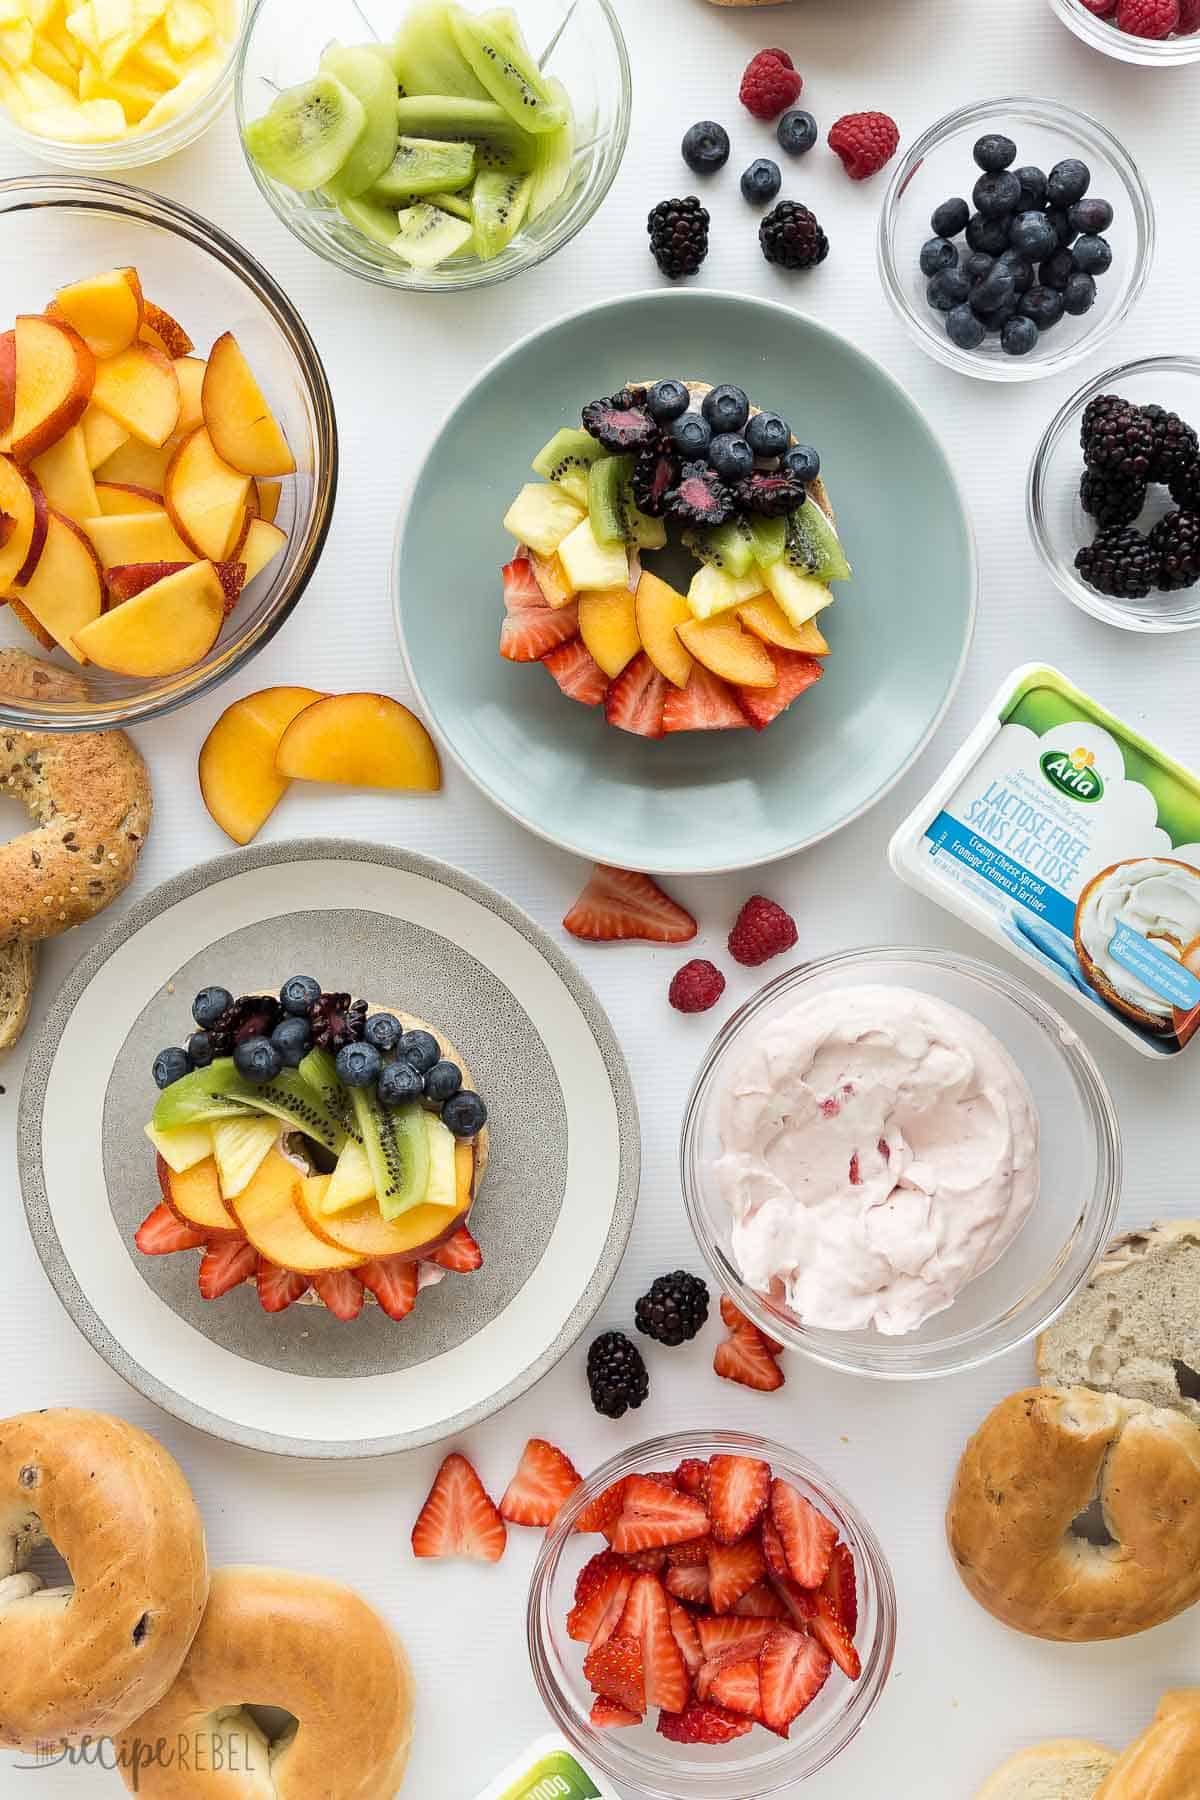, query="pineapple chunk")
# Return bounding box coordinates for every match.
[31,31,79,83]
[502,481,584,557]
[0,12,33,72]
[144,1119,213,1174]
[125,20,181,82]
[322,1136,376,1216]
[424,1113,458,1211]
[761,561,835,630]
[79,49,161,117]
[130,47,217,128]
[24,92,124,135]
[210,1115,279,1199]
[686,563,766,621]
[163,0,209,56]
[557,515,629,593]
